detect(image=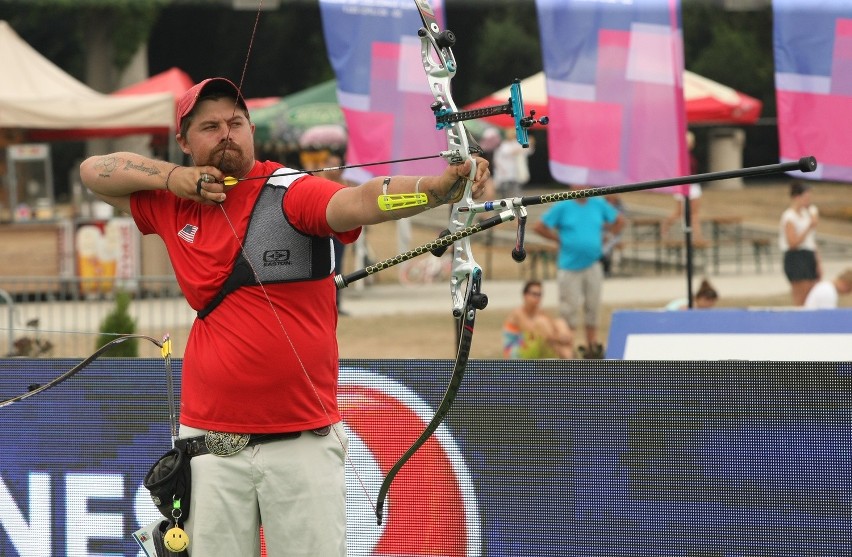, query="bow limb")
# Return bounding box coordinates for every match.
[0,334,168,409]
[375,267,483,525]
